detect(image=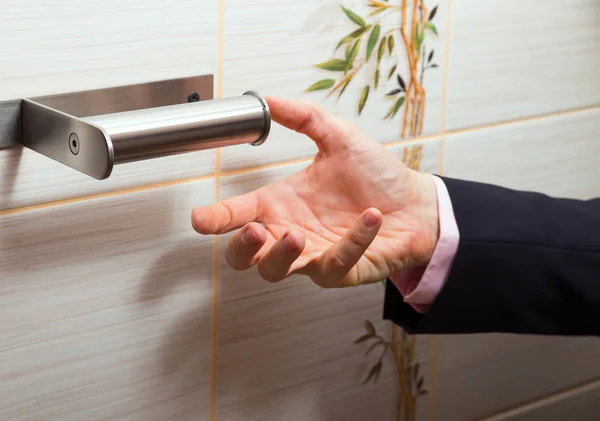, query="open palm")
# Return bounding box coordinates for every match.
[192,97,439,288]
